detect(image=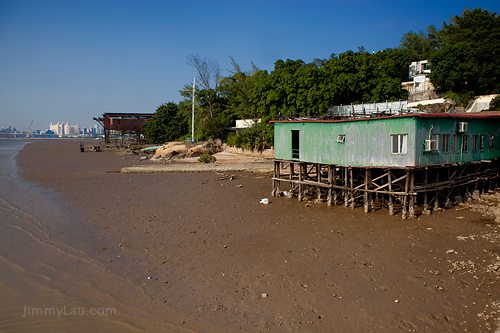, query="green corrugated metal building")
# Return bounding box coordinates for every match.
[272,112,500,168]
